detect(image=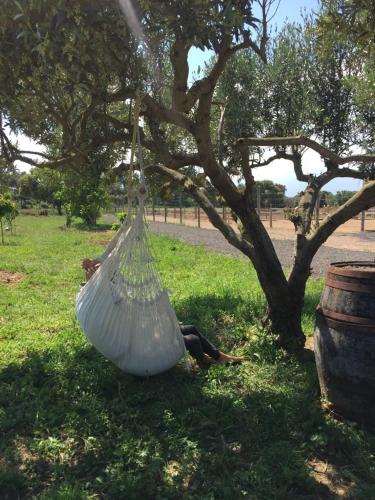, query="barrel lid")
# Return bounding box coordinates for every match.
[328,261,375,278]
